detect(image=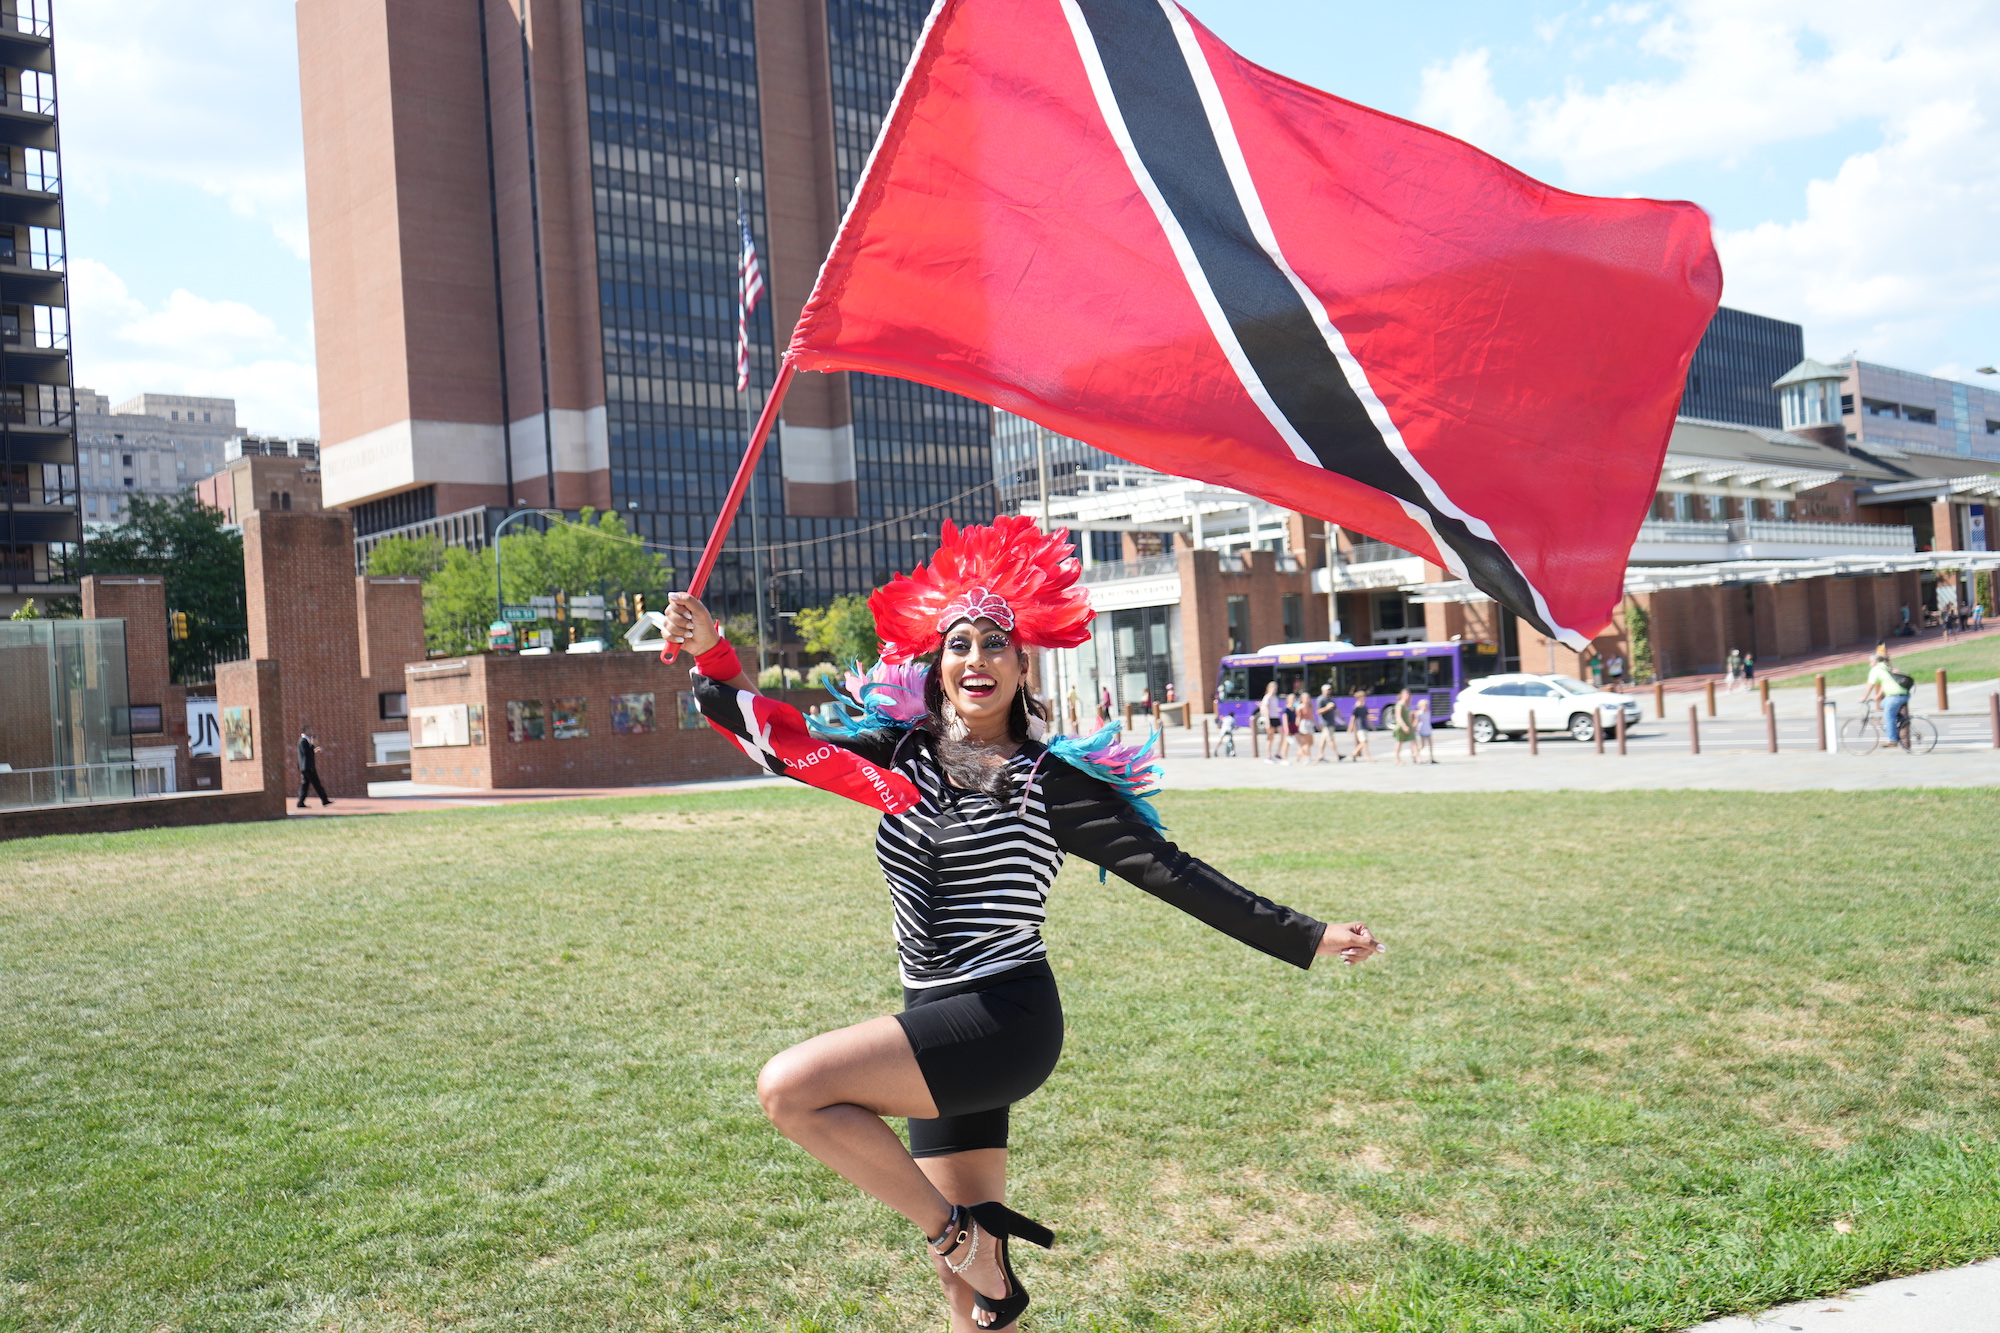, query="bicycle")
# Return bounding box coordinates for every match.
[1840,697,1938,755]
